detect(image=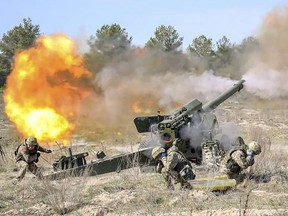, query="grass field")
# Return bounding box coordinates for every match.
[0,93,288,216]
